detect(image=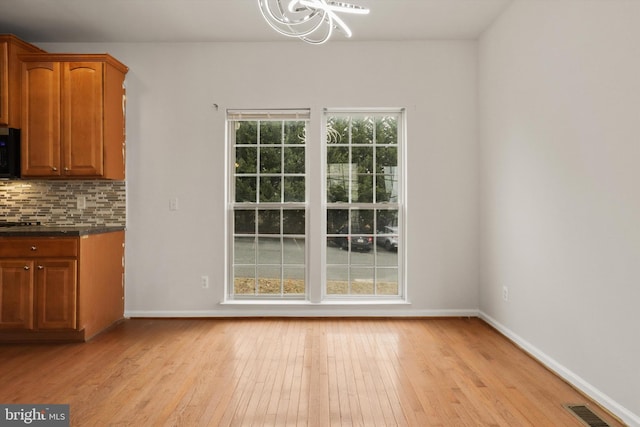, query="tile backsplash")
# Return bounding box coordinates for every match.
[0,180,126,226]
